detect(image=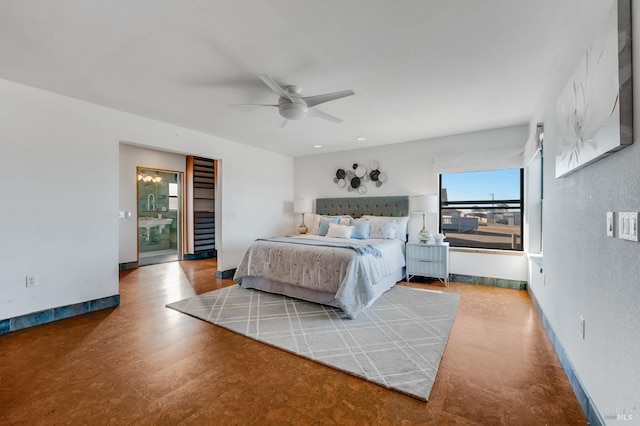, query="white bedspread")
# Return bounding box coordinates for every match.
[234,235,405,318]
